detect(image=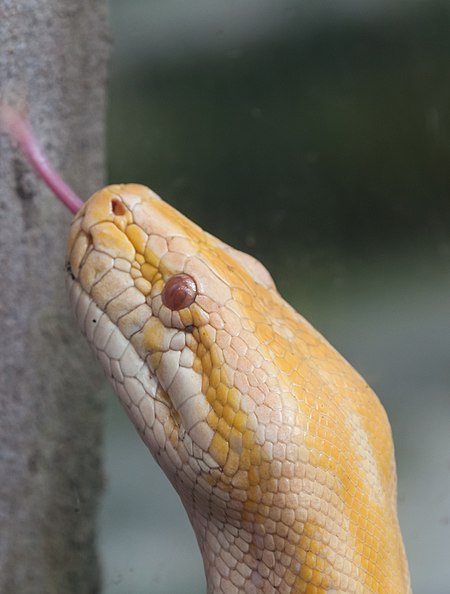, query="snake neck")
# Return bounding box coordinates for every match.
[185,504,289,594]
[182,494,411,594]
